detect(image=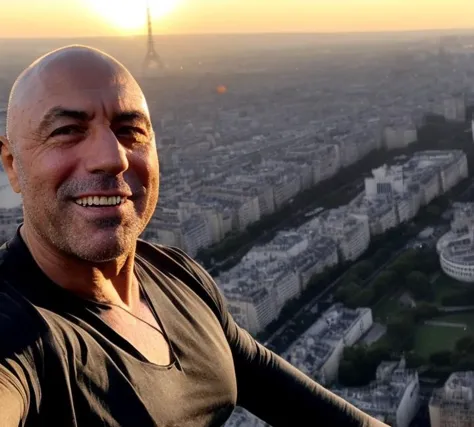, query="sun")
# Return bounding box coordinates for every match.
[86,0,179,32]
